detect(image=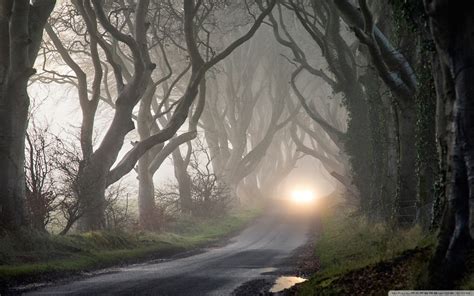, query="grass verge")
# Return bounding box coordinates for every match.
[295,204,434,295]
[0,208,261,290]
